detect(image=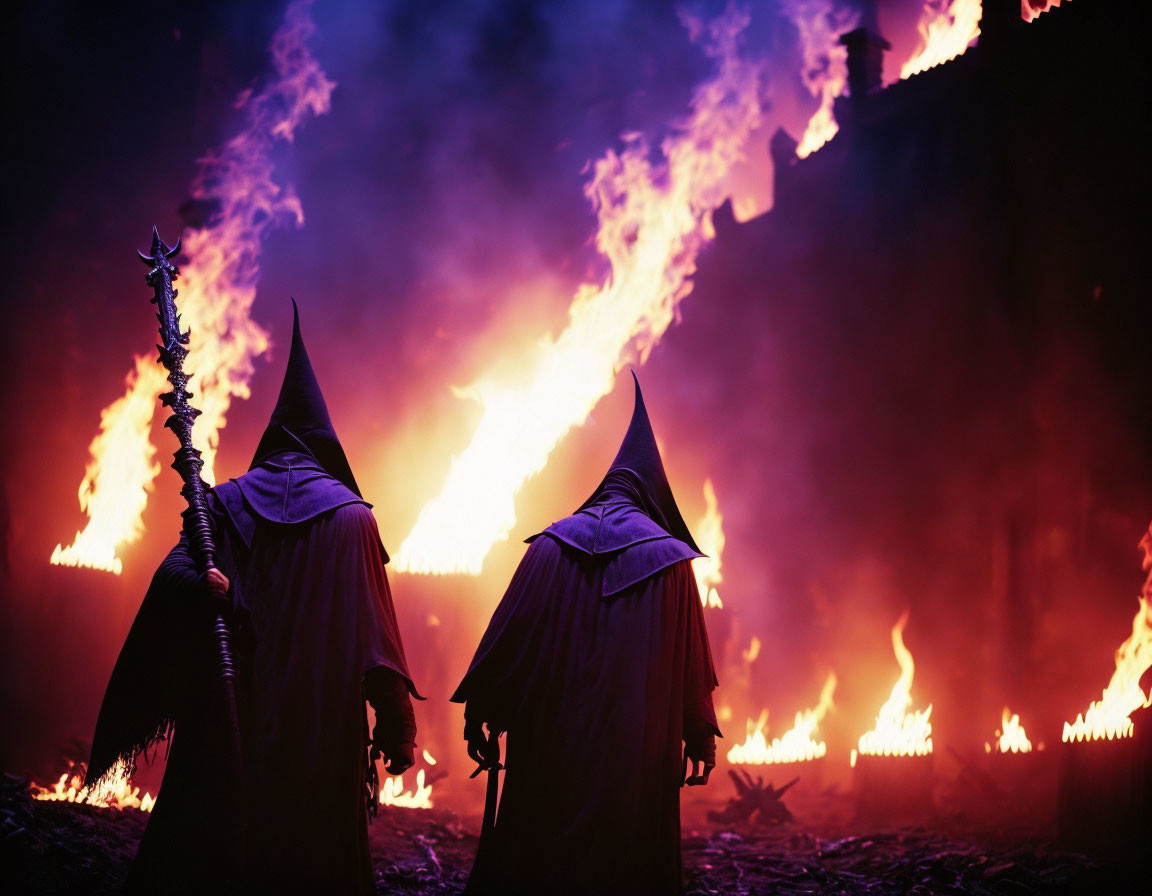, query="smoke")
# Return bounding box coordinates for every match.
[3,0,1150,787]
